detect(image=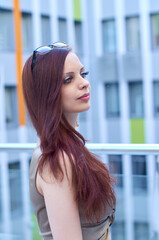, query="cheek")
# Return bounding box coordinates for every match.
[61,89,75,111]
[61,91,72,104]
